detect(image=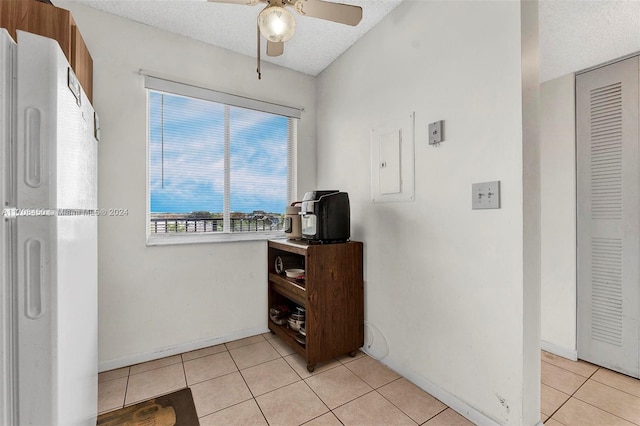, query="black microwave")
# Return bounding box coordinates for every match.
[300,191,350,243]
